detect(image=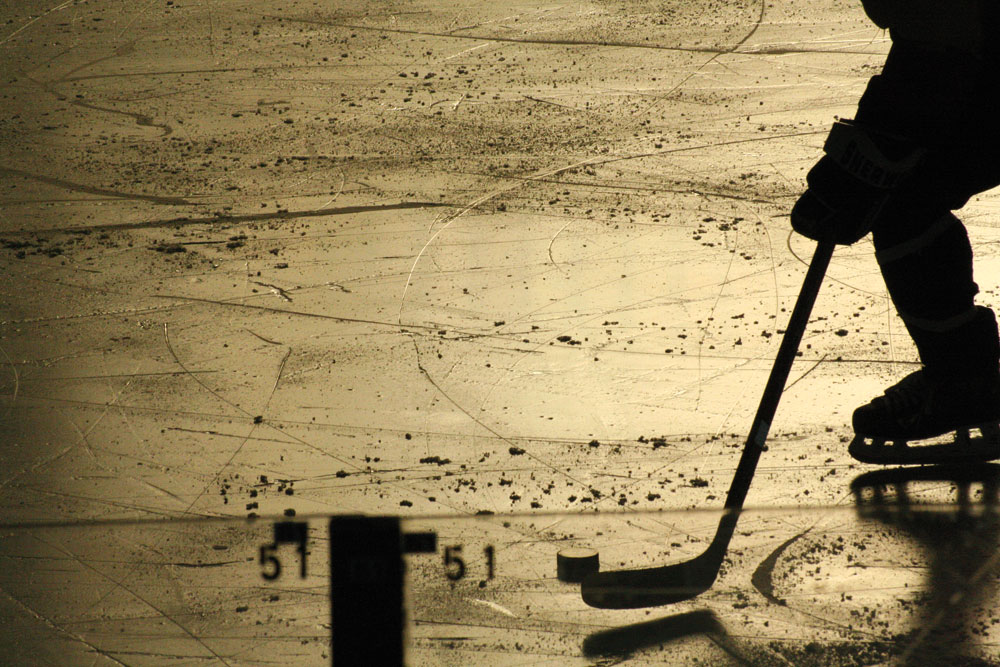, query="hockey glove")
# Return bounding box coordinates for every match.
[791,119,925,245]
